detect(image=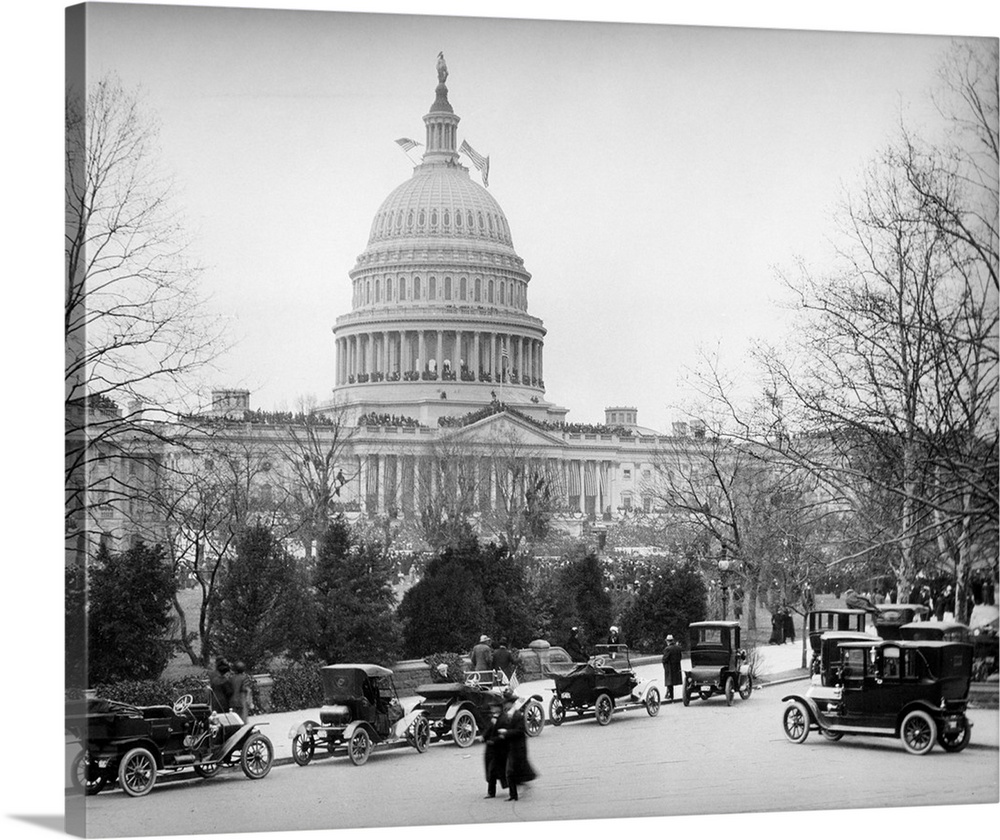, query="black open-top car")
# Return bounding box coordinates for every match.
[414,670,544,747]
[549,645,660,725]
[682,621,752,706]
[66,694,273,797]
[289,664,430,766]
[781,638,973,755]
